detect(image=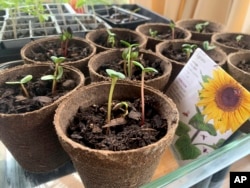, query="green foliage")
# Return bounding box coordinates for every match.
[113,101,129,117]
[5,75,33,98]
[236,34,243,42]
[149,28,158,38]
[106,69,126,123]
[195,21,209,33]
[41,56,65,95]
[60,27,73,57]
[106,29,116,48]
[169,20,175,39]
[182,43,198,58]
[202,41,216,51]
[120,40,139,79]
[132,60,158,125]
